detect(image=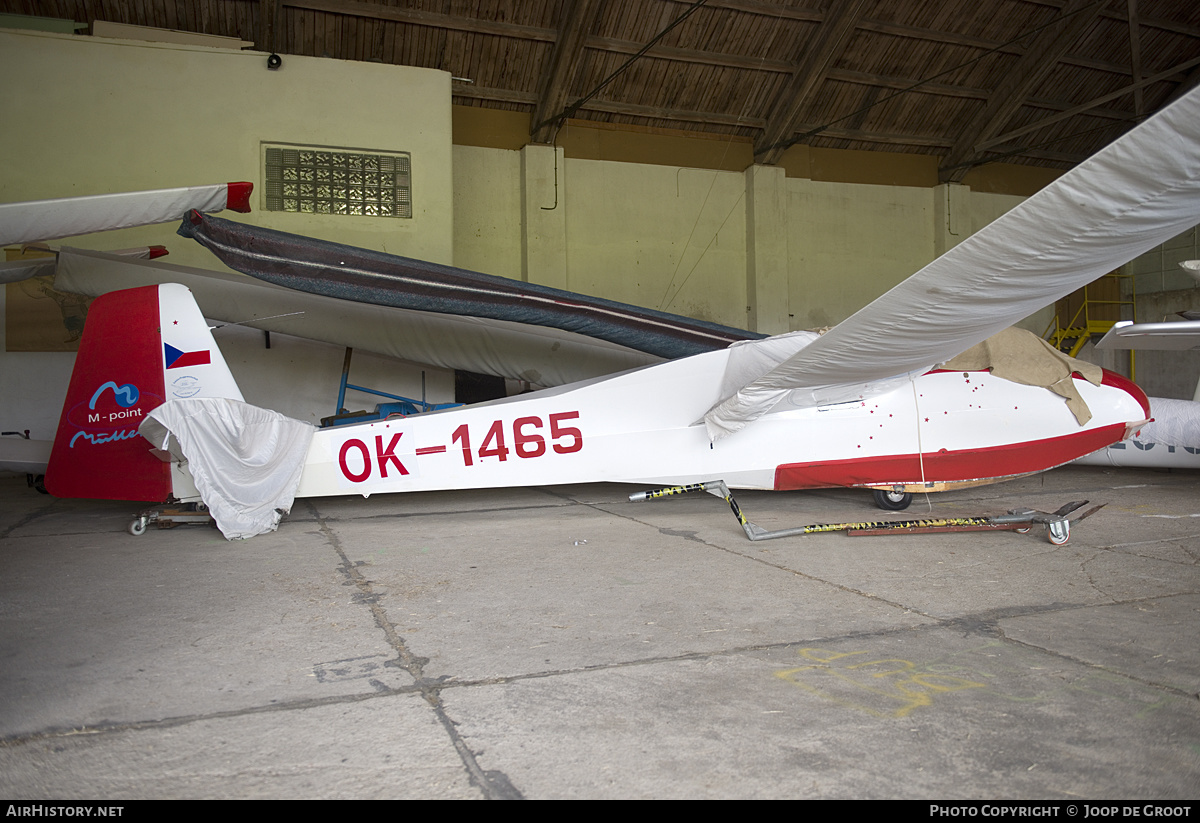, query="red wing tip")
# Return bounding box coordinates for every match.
[146,245,169,259]
[225,182,254,213]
